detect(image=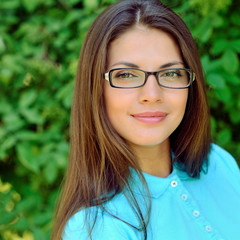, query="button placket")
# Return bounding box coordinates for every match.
[170,176,225,239]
